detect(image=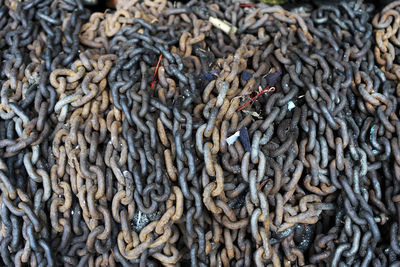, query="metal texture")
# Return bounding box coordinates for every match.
[1,0,400,266]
